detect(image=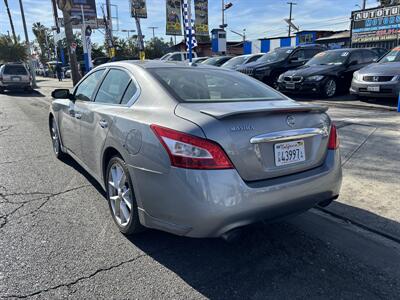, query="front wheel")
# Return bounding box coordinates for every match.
[322,78,337,98]
[106,156,143,235]
[50,118,65,159]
